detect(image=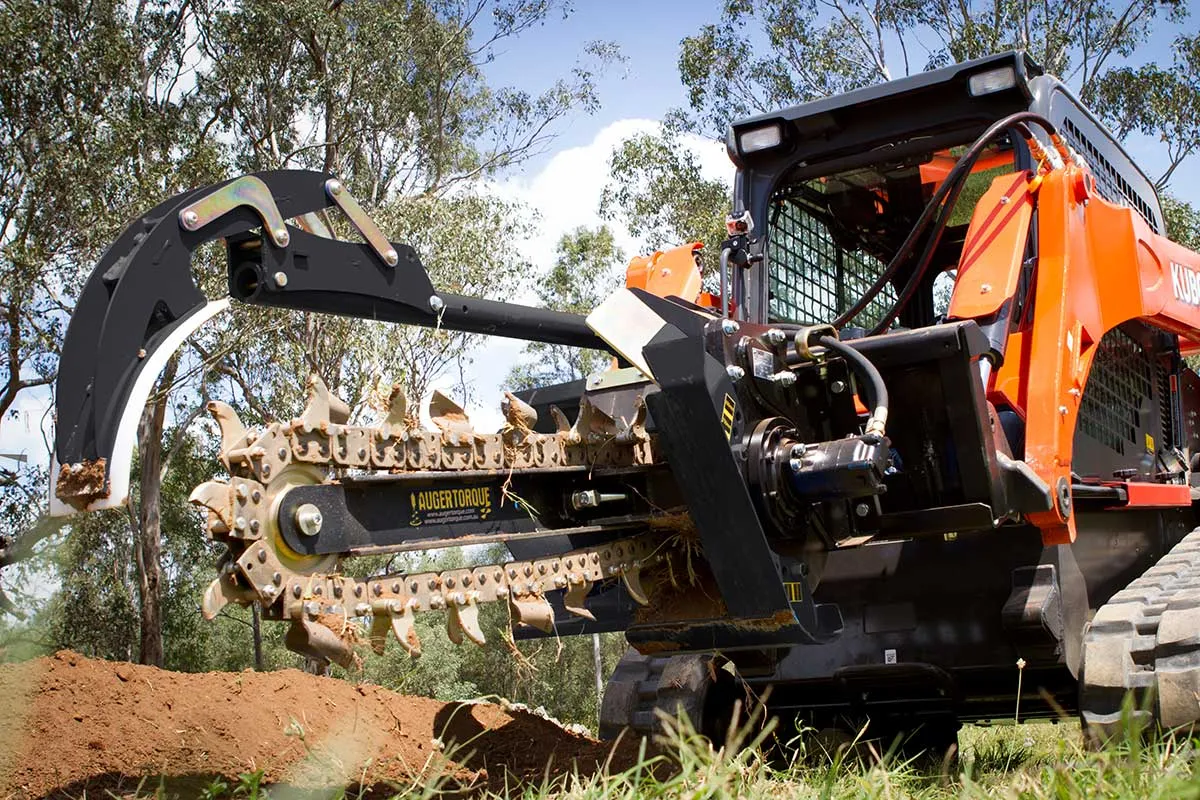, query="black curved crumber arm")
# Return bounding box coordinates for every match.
[53,169,607,513]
